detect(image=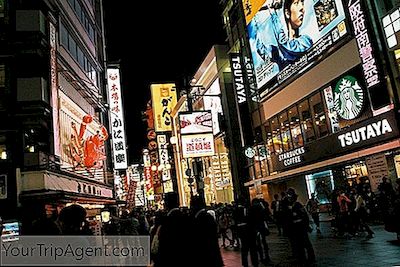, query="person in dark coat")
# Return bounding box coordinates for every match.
[190,195,224,267]
[155,192,191,267]
[286,188,315,264]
